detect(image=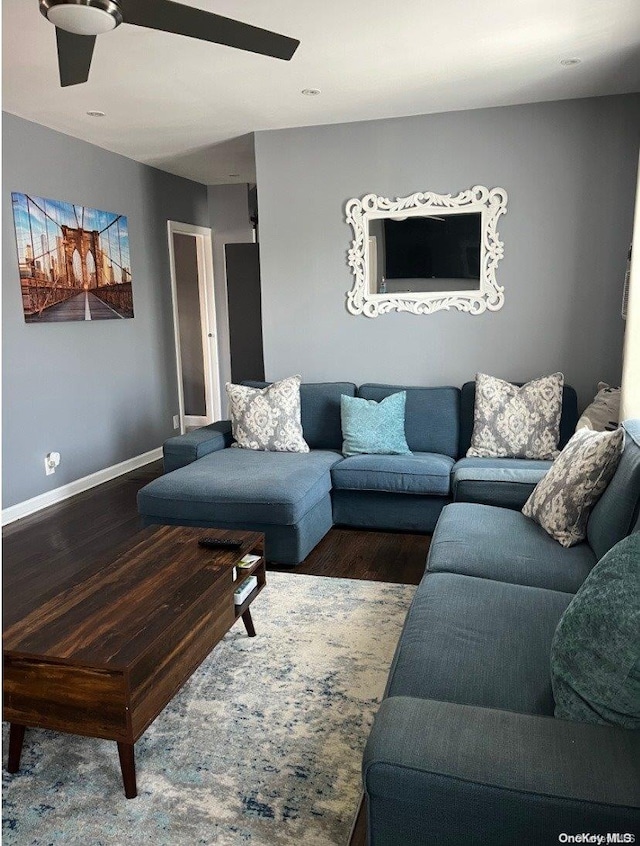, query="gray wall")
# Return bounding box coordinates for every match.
[3,112,209,508]
[255,95,640,410]
[207,183,254,410]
